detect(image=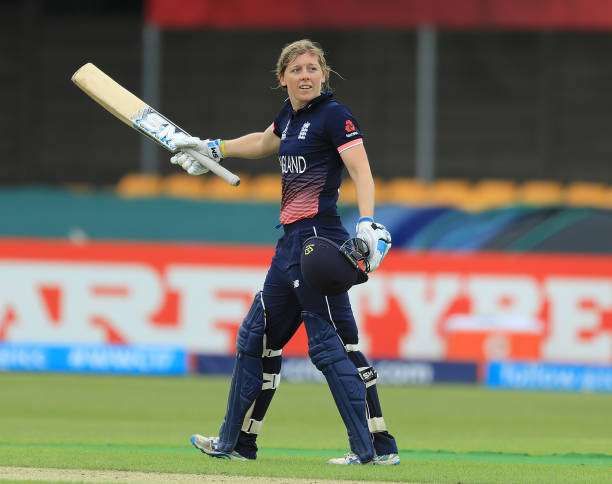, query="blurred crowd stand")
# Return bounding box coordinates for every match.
[114,173,612,211]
